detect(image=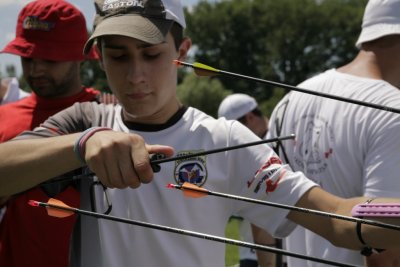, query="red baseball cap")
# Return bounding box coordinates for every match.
[1,0,97,61]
